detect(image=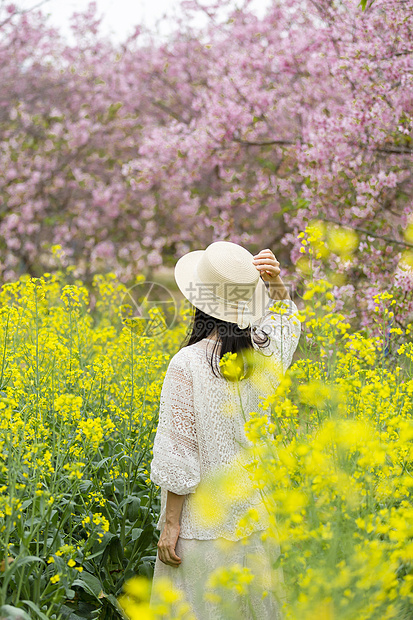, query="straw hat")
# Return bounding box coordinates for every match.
[174,241,269,329]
